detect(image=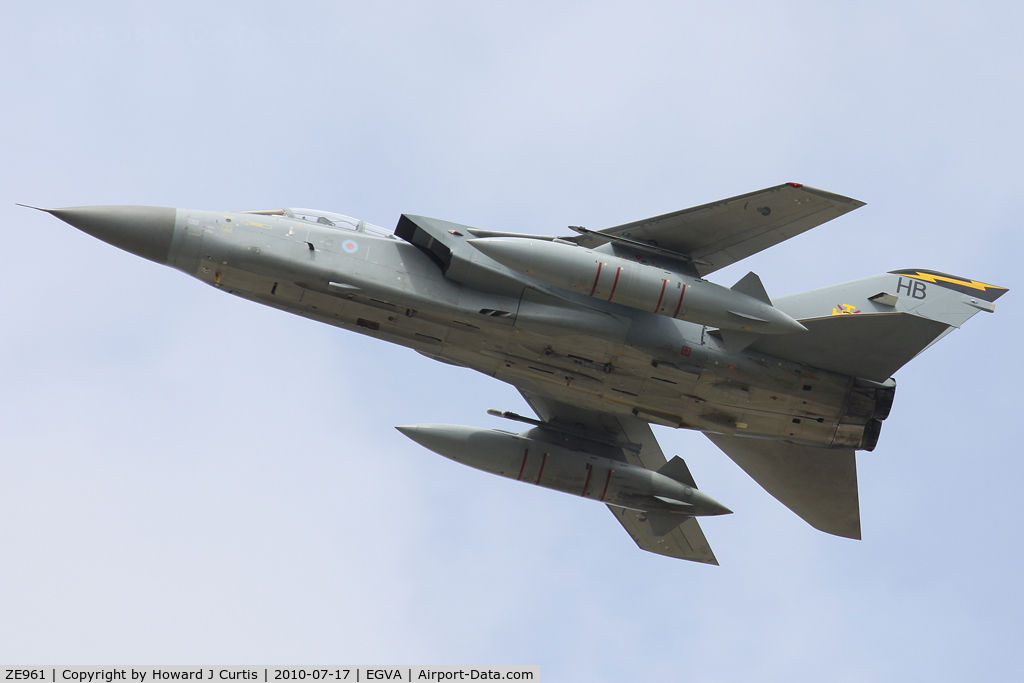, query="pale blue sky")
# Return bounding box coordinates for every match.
[1,2,1021,680]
